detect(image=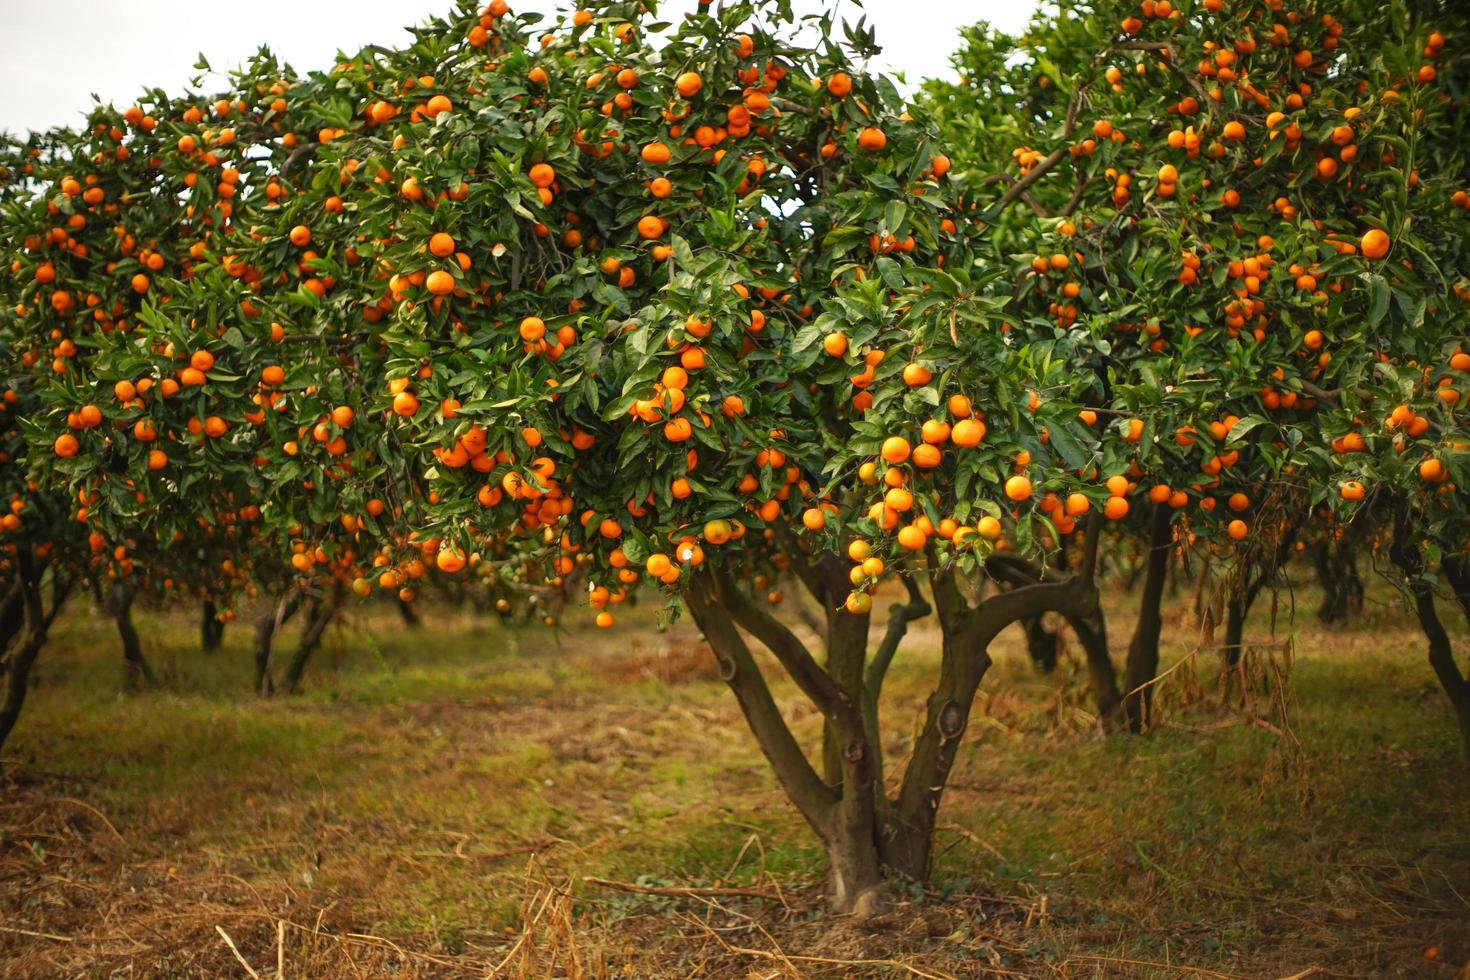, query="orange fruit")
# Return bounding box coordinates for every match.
[880,436,911,464]
[436,547,467,572]
[429,232,456,257]
[1004,475,1032,501]
[857,127,887,152]
[1360,228,1390,260]
[675,72,702,97]
[637,215,664,239]
[519,316,547,341]
[951,418,986,447]
[921,420,951,445]
[902,363,933,387]
[392,391,420,416]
